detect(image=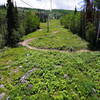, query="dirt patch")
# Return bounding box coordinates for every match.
[53,31,59,34]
